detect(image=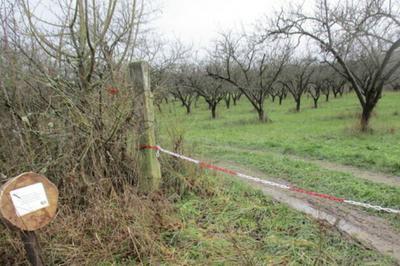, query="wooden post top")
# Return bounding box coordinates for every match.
[129,61,151,93]
[0,172,58,231]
